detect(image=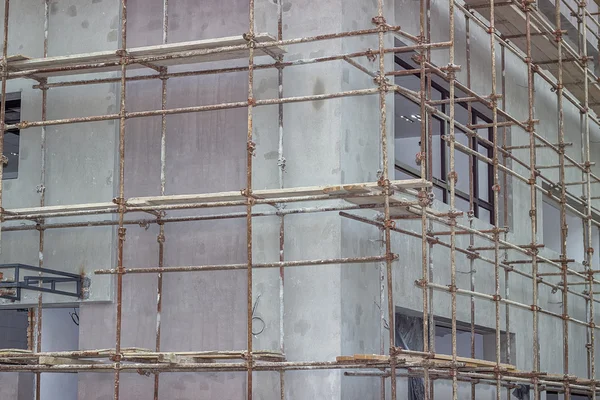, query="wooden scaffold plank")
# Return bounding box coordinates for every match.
[6,34,285,78]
